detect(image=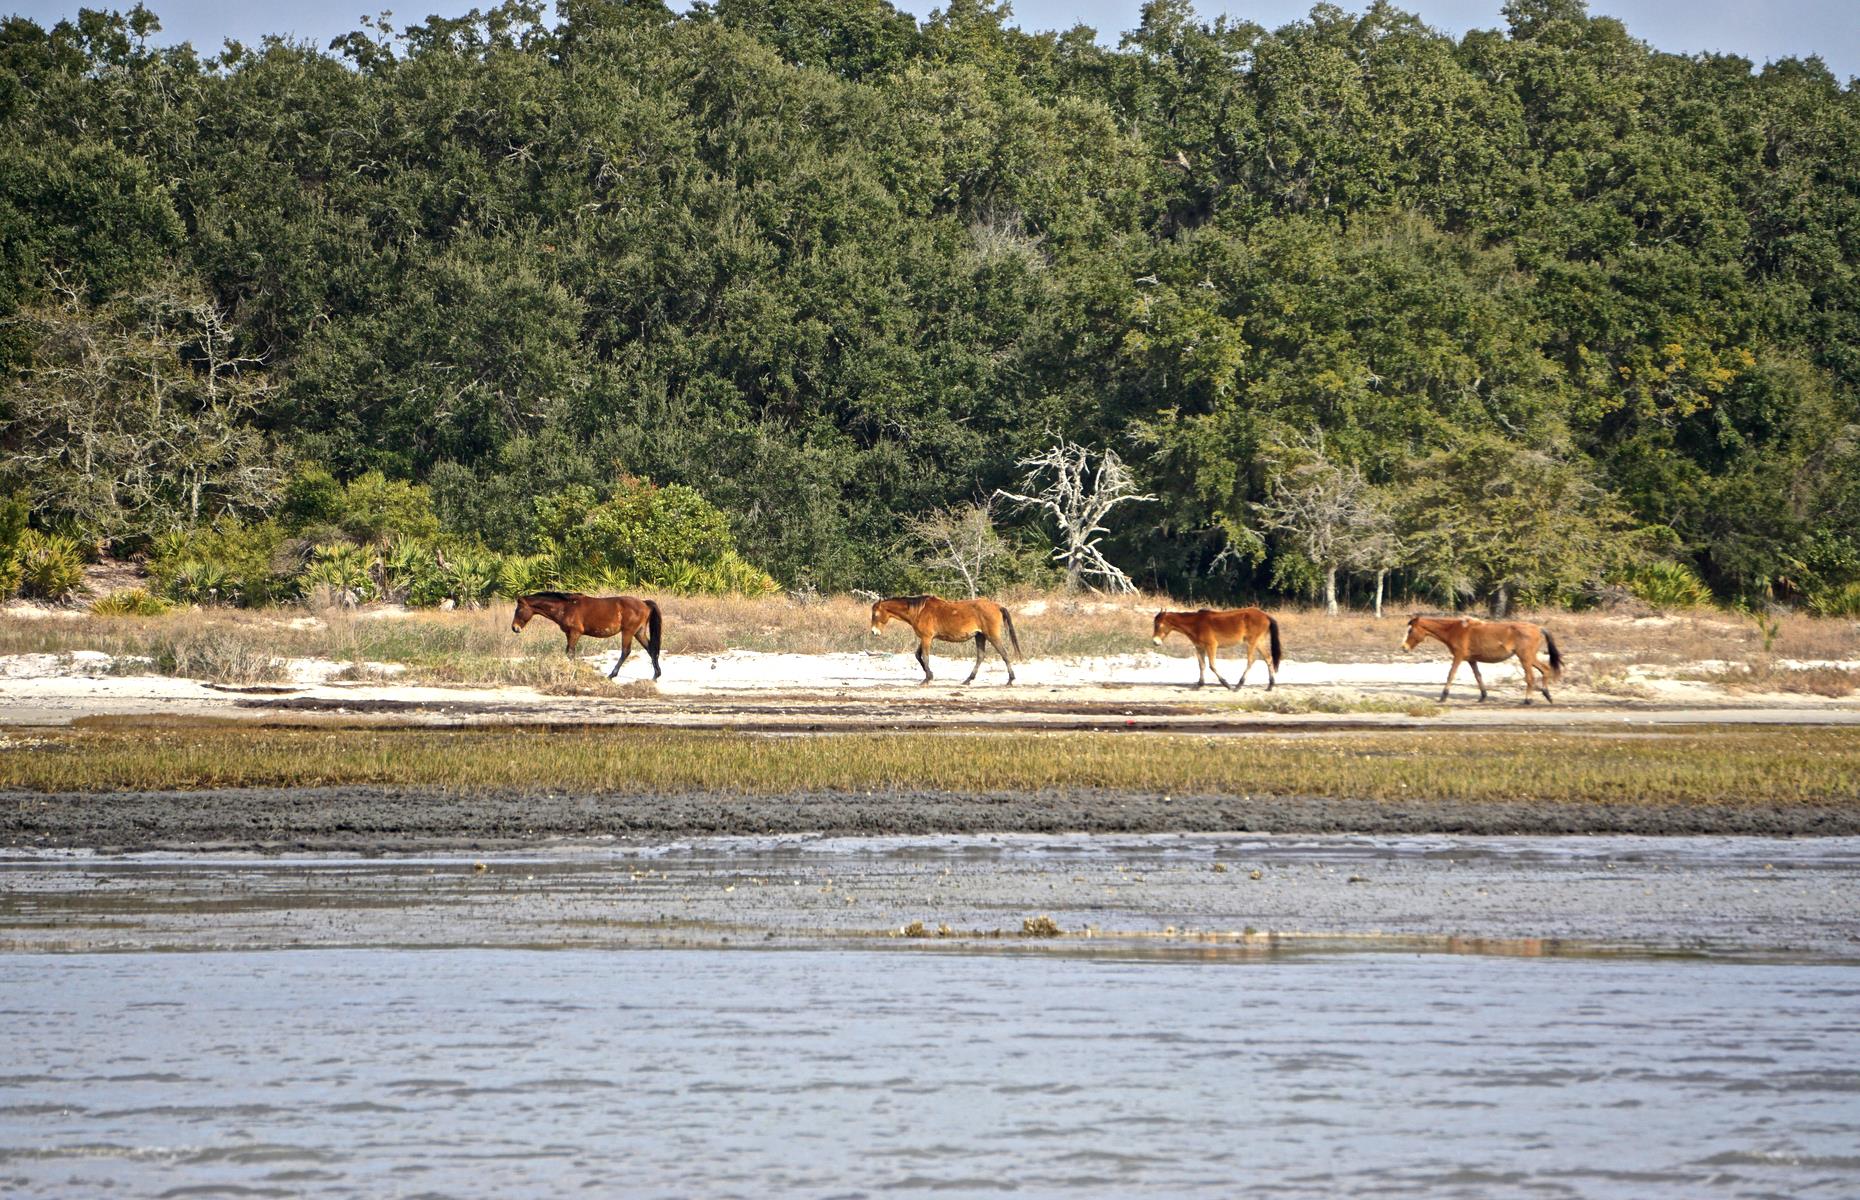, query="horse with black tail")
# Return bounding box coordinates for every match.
[1402,614,1560,704]
[1152,607,1283,690]
[870,595,1020,685]
[512,592,663,680]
